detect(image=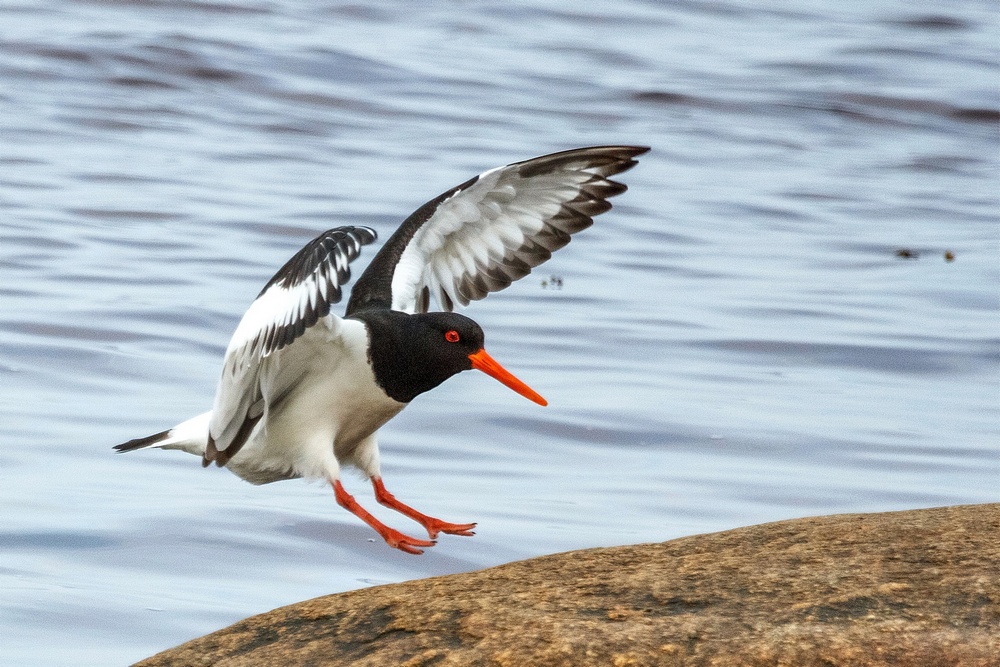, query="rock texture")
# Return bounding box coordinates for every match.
[136,504,999,667]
